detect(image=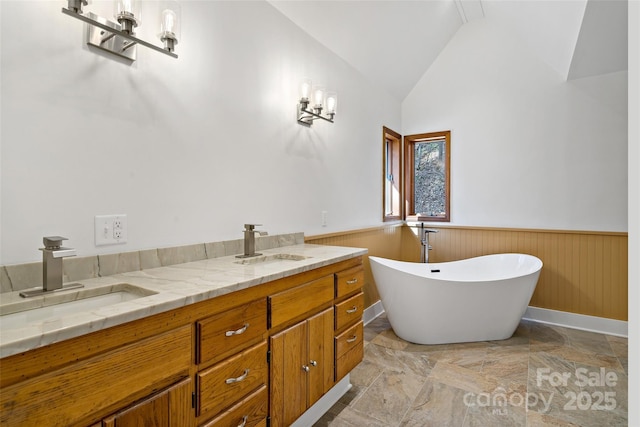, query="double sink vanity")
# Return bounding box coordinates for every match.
[0,233,366,427]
